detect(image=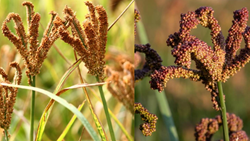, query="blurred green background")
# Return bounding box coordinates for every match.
[135,0,250,141]
[0,0,133,140]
